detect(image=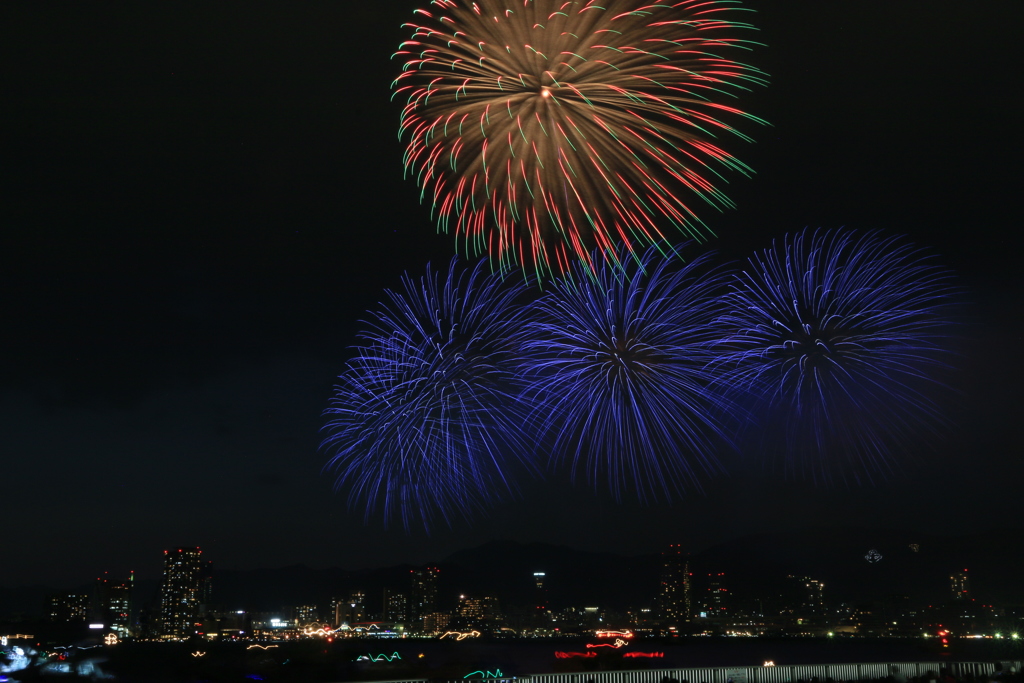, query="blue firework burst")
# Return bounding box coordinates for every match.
[715,228,957,483]
[517,245,732,502]
[321,258,533,530]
